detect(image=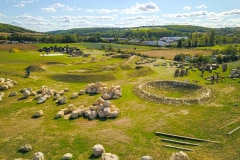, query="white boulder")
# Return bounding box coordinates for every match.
[19,144,32,152]
[170,151,189,160]
[141,155,154,160]
[62,153,73,160]
[33,110,43,118]
[33,152,44,160]
[70,92,79,99]
[102,153,119,160]
[55,110,64,119]
[92,144,105,157]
